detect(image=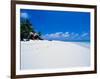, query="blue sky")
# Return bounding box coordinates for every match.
[20,9,90,42]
